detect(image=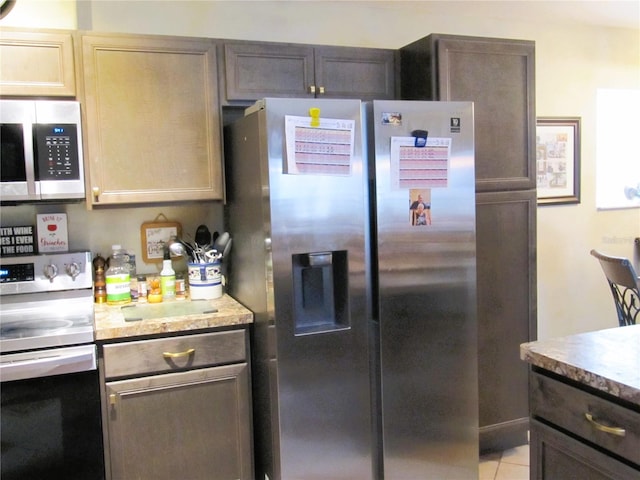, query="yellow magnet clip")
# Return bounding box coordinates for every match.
[309,107,321,127]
